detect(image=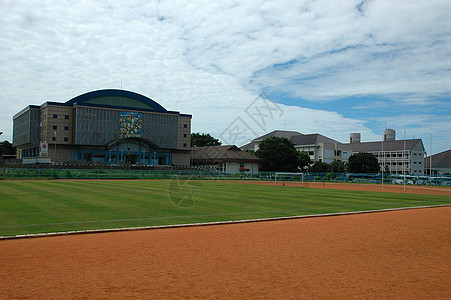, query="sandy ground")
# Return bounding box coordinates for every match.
[238,180,451,196]
[1,206,450,299]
